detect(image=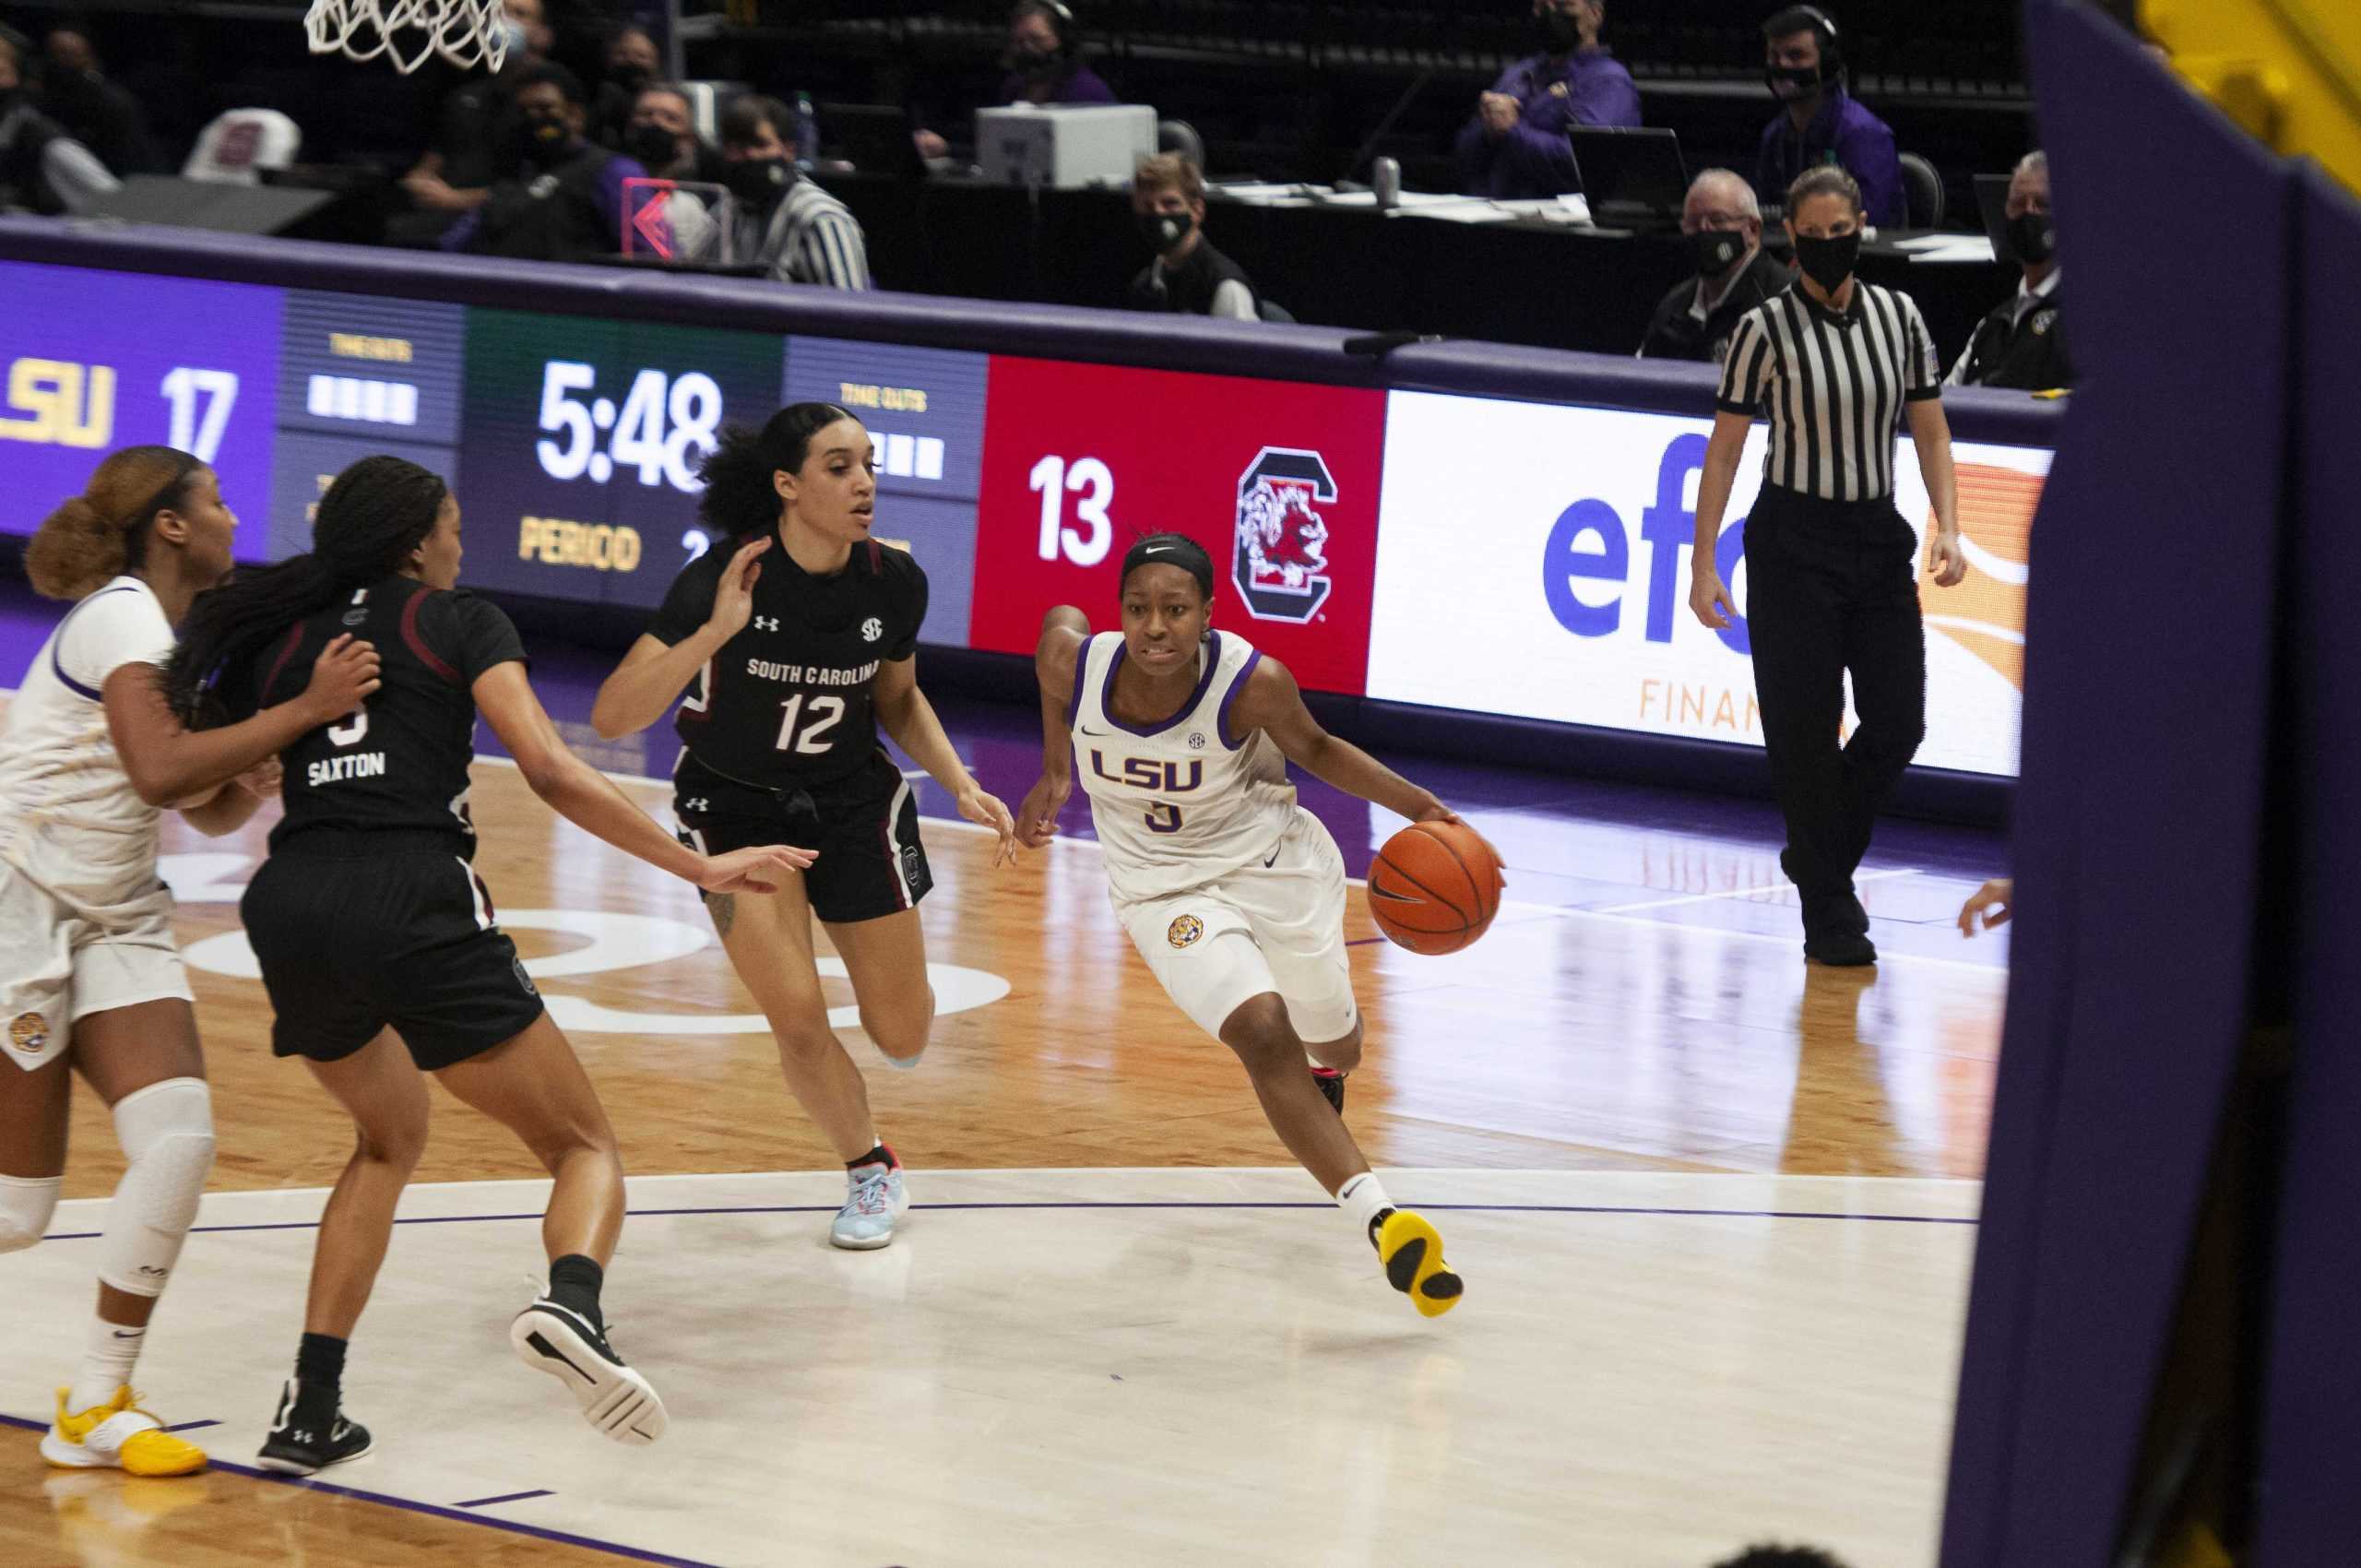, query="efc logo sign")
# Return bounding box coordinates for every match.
[1542,434,1750,658]
[1234,447,1335,623]
[0,360,114,449]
